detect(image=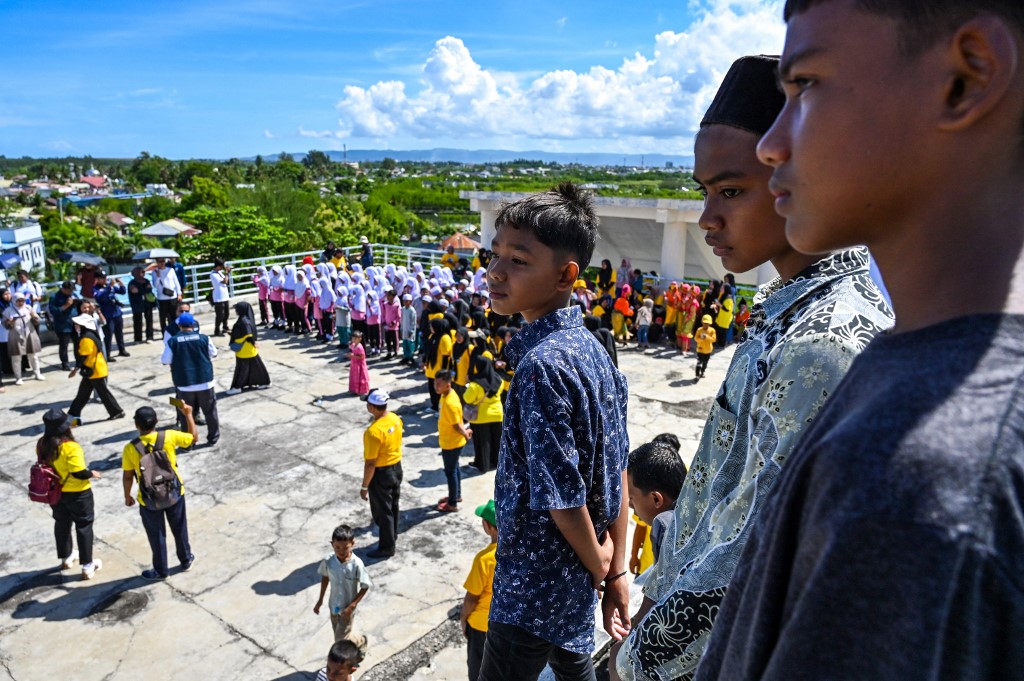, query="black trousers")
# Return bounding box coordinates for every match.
[52,488,95,565]
[368,462,402,553]
[696,351,711,377]
[178,388,219,442]
[55,331,73,367]
[270,299,284,324]
[471,421,502,472]
[384,329,398,354]
[467,624,487,681]
[69,376,122,419]
[104,315,127,354]
[257,298,269,325]
[214,301,230,335]
[139,495,191,577]
[427,378,440,411]
[158,298,178,334]
[714,323,730,348]
[478,621,595,681]
[132,307,155,342]
[367,323,381,351]
[352,317,368,339]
